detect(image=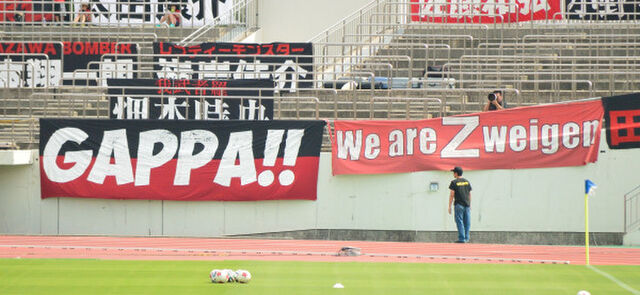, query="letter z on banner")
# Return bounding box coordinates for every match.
[331,100,603,175]
[40,119,325,201]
